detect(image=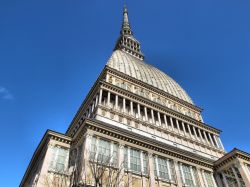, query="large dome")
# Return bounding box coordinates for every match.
[107,50,193,104]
